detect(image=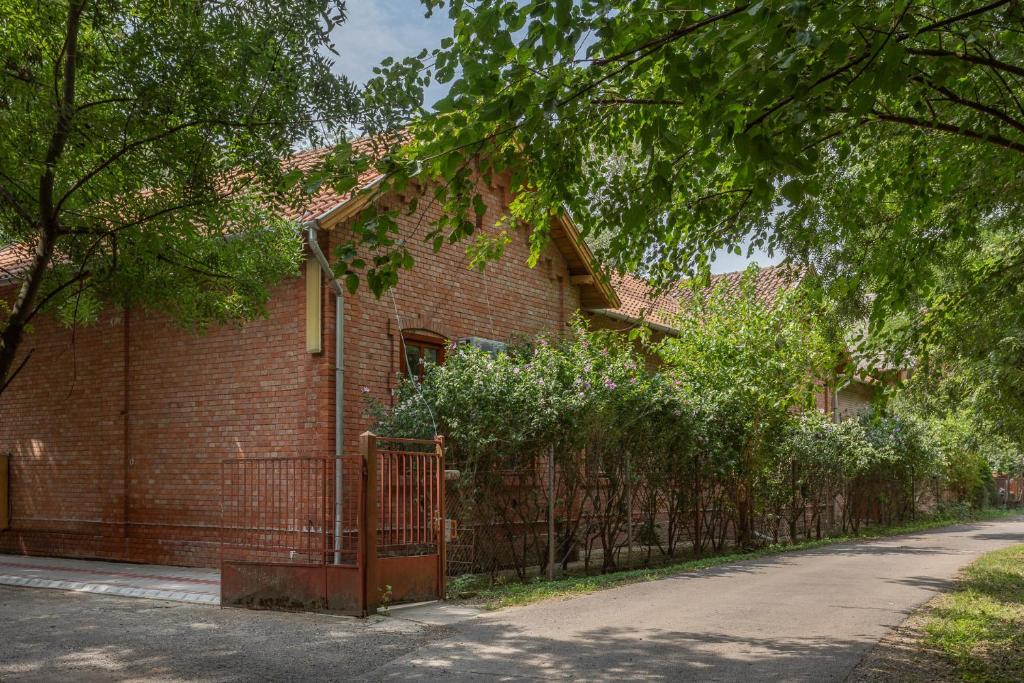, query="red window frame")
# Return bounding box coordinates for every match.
[400,333,446,381]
